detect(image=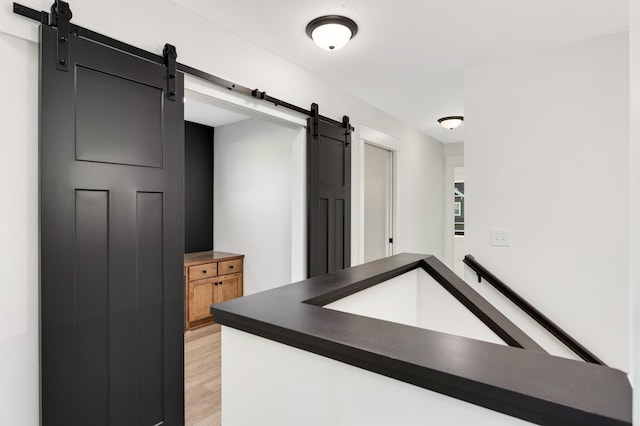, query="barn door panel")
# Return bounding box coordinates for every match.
[40,22,184,425]
[307,105,351,277]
